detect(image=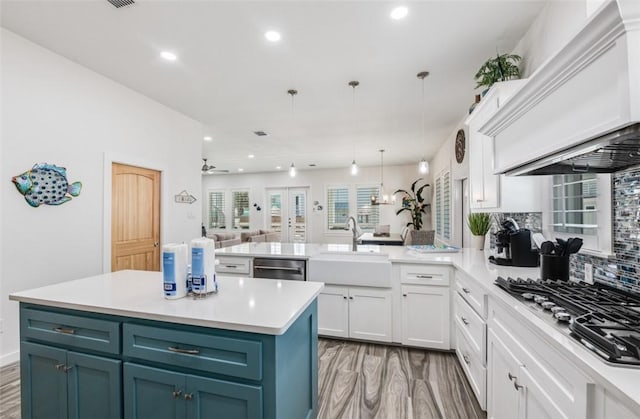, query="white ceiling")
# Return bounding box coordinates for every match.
[1,0,546,174]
